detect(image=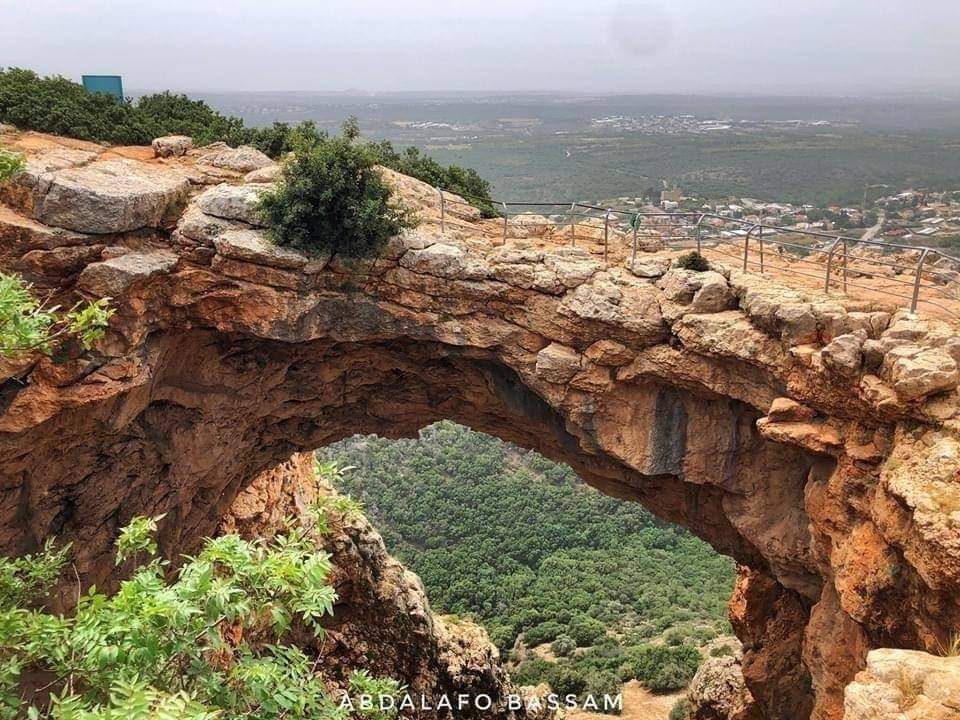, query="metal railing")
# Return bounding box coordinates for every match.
[432,187,960,316]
